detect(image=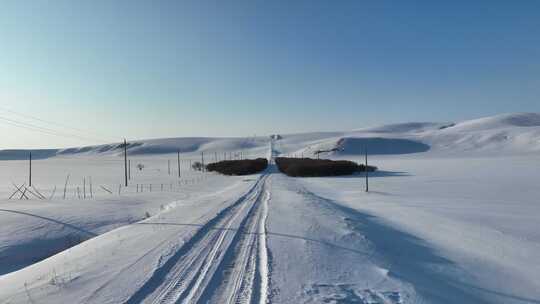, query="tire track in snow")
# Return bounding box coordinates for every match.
[83,186,247,304]
[124,174,269,304]
[200,176,271,304]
